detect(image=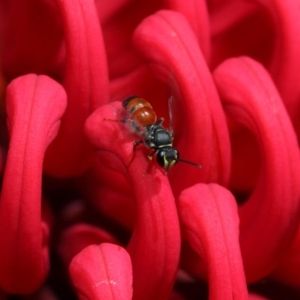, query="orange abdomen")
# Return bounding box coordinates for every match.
[123,96,157,126]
